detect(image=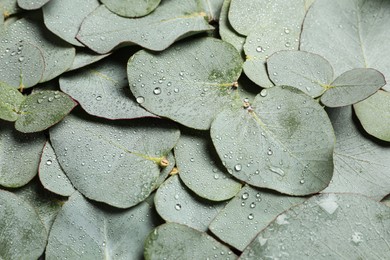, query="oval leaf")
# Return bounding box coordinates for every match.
[50,114,180,208]
[0,82,25,121]
[101,0,161,18]
[144,223,236,260]
[211,86,335,195]
[17,0,51,10]
[0,189,47,259]
[240,193,390,259]
[128,37,243,130]
[77,2,214,53]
